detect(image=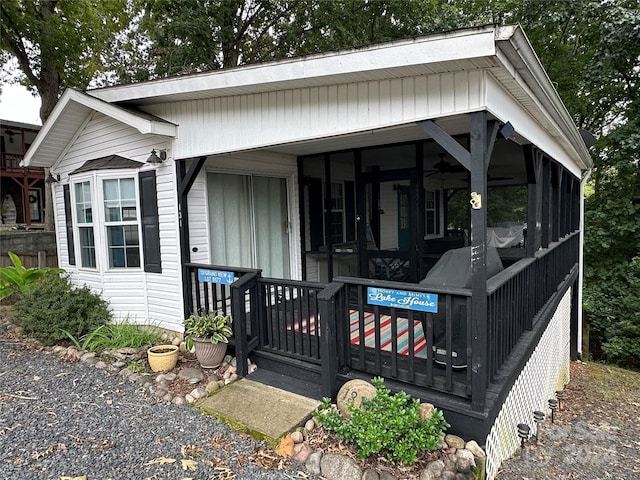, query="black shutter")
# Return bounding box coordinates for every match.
[63,184,76,266]
[139,170,162,273]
